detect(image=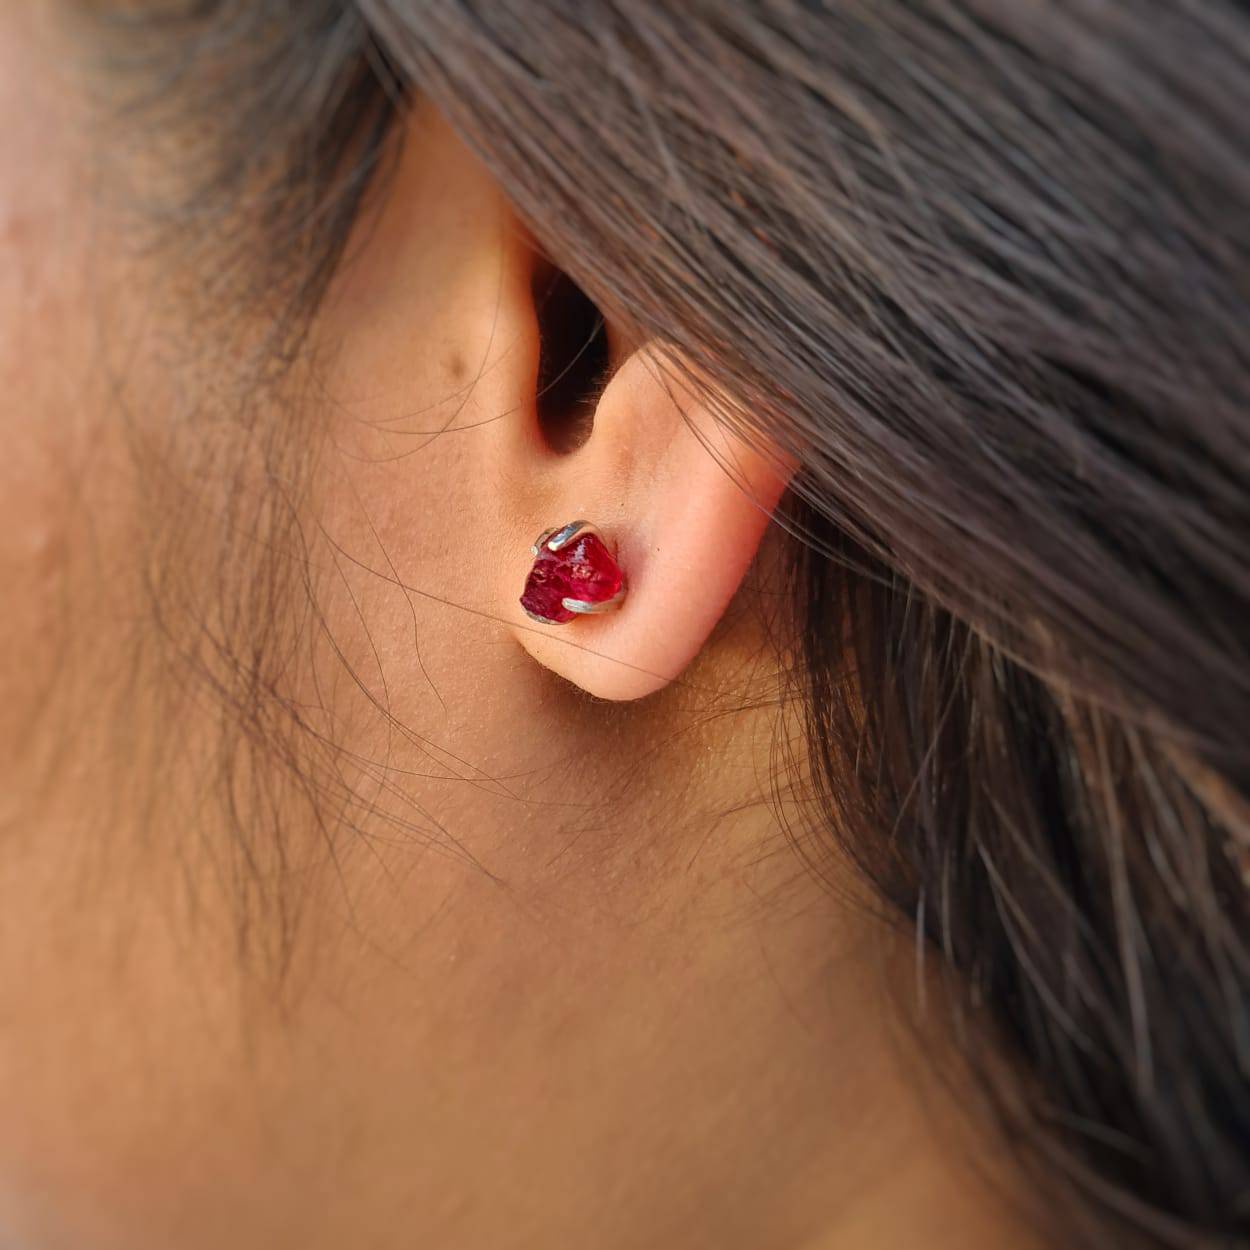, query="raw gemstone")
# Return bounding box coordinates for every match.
[520,530,624,624]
